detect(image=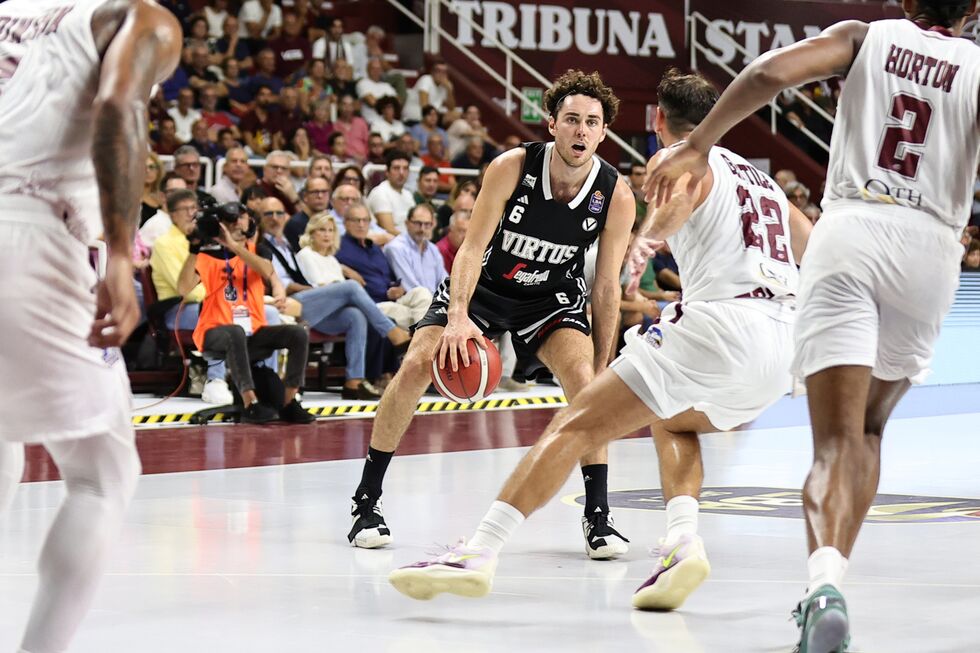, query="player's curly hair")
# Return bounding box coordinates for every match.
[914,0,974,28]
[543,70,620,126]
[656,67,719,135]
